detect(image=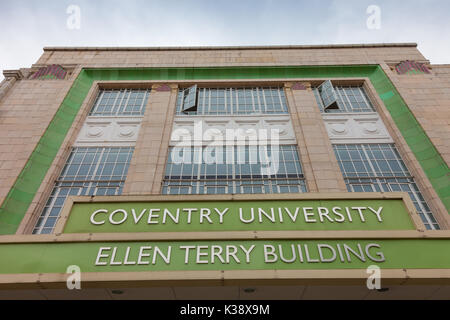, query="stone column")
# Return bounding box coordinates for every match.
[285,82,348,193]
[0,70,23,102]
[122,83,178,195]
